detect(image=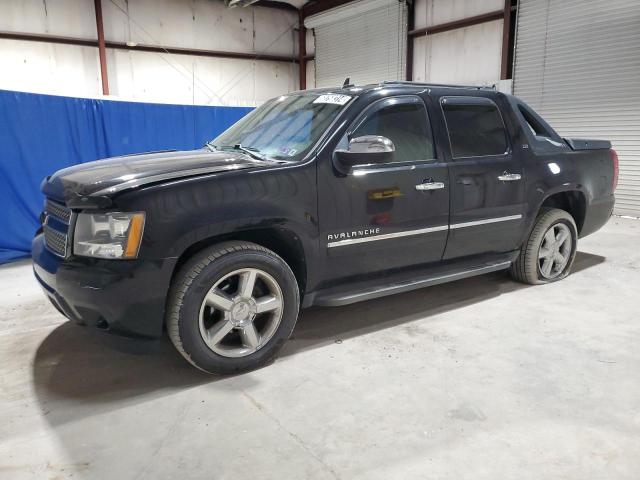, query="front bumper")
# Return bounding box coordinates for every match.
[32,233,176,338]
